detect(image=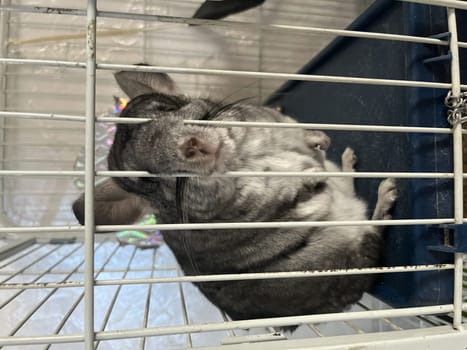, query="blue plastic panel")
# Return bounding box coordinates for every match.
[267,0,467,308]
